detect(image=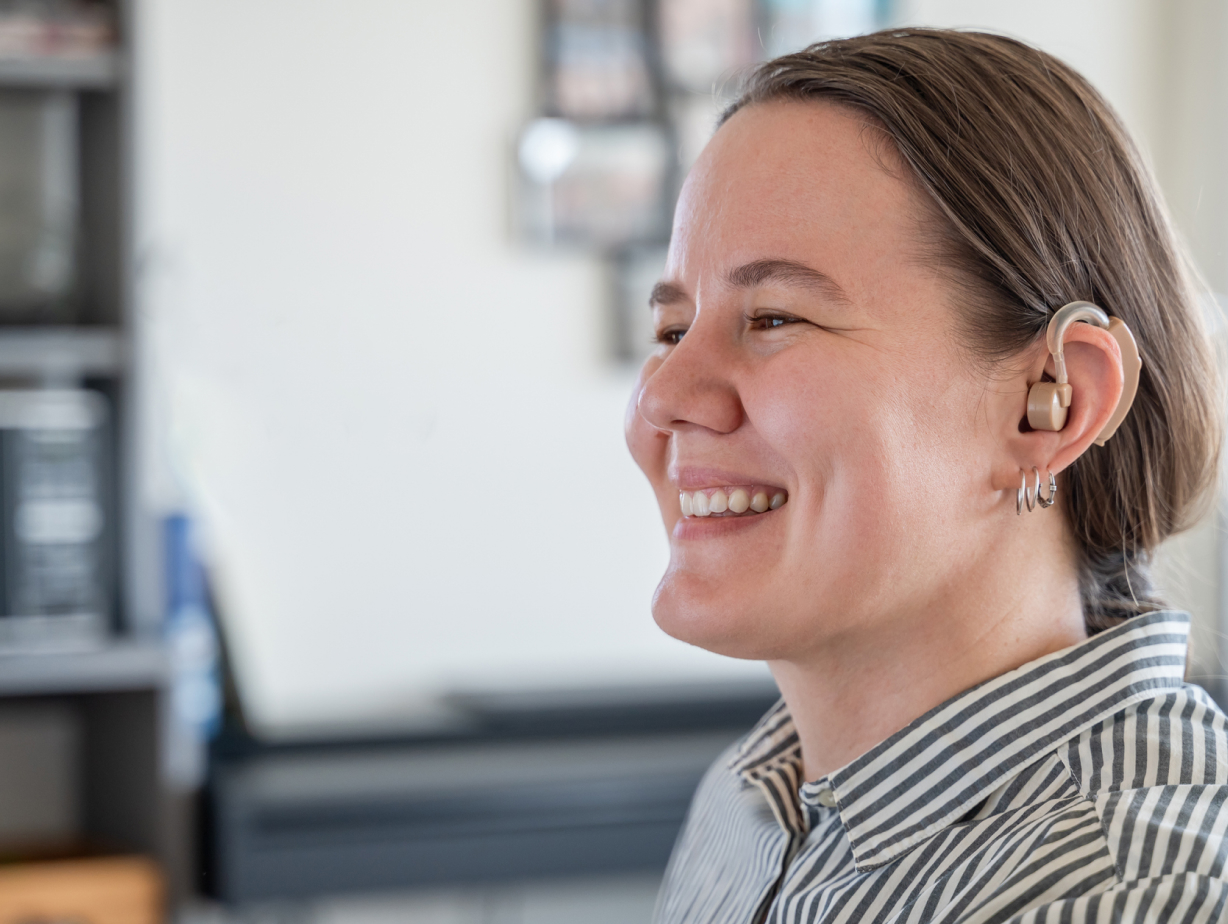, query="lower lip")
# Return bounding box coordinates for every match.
[672,510,778,540]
